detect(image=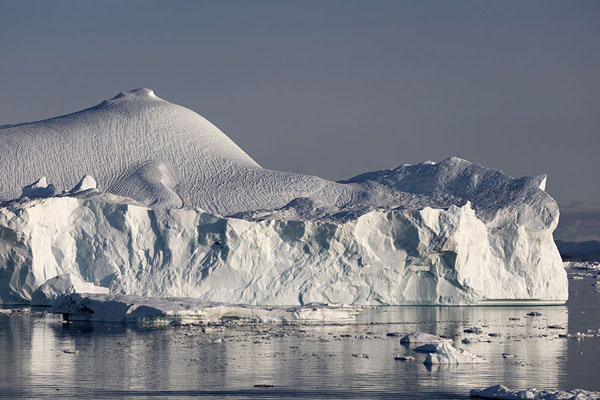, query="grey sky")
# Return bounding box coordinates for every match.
[1,1,598,240]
